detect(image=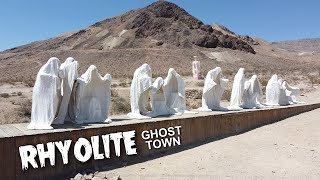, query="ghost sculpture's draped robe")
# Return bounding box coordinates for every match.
[127,64,153,119]
[242,75,264,109]
[148,77,172,117]
[284,81,302,104]
[198,67,228,111]
[266,74,281,106]
[53,57,79,124]
[28,57,63,130]
[163,68,197,115]
[279,80,302,105]
[228,68,245,110]
[72,65,112,124]
[278,79,290,106]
